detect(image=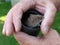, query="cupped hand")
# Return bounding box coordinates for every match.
[14,29,60,45]
[2,0,57,36]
